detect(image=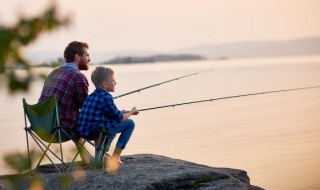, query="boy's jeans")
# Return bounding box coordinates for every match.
[107,119,135,149]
